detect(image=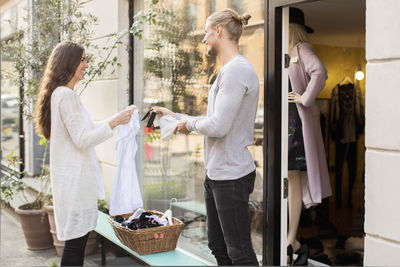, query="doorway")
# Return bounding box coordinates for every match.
[264,0,366,265]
